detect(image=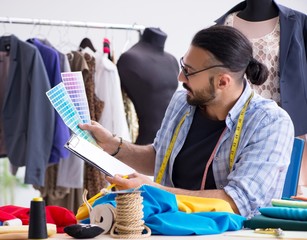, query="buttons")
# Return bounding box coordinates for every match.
[219,185,223,189]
